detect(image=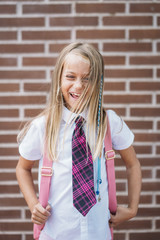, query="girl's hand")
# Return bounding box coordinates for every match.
[109,205,136,228]
[31,202,51,225]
